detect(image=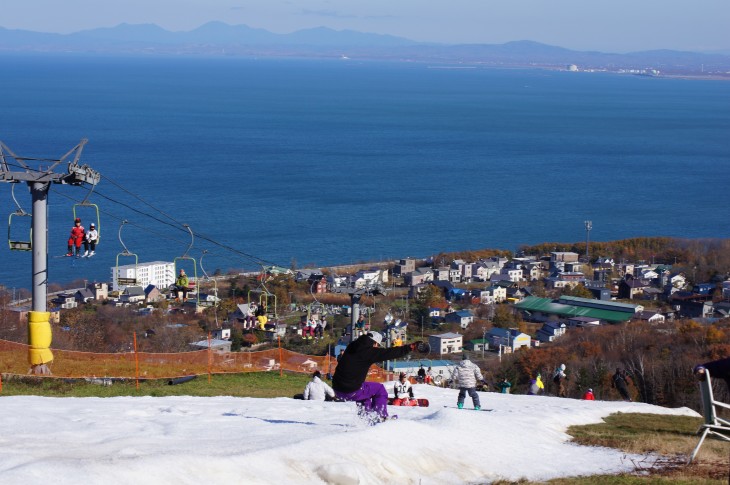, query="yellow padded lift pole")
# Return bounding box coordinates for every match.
[28,311,53,368]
